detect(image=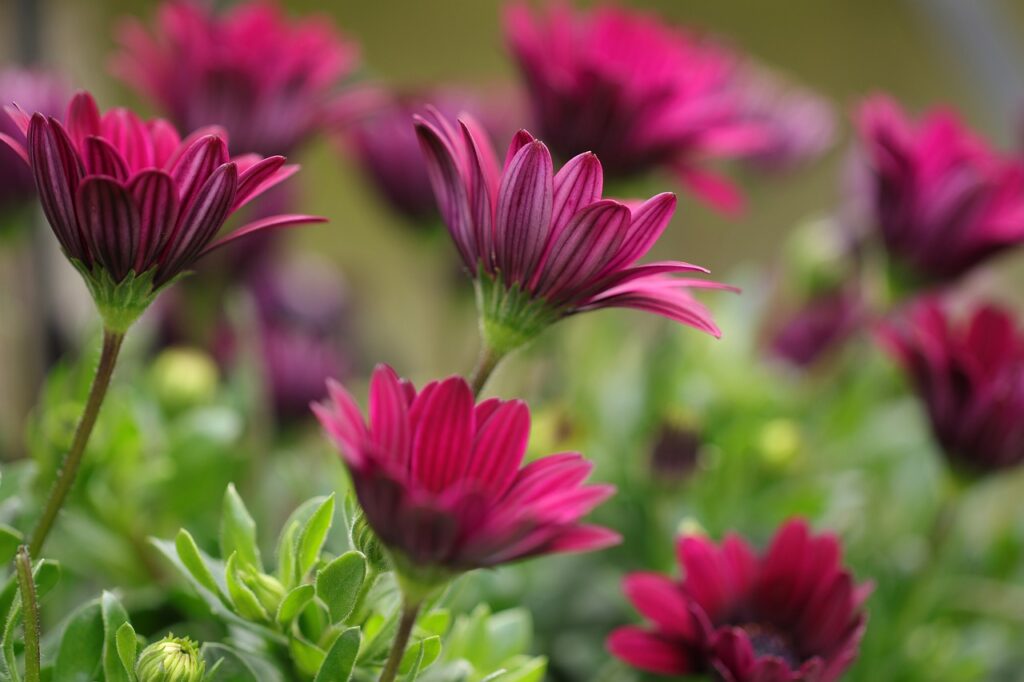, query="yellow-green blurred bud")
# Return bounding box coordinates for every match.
[757,419,801,469]
[136,635,205,682]
[785,216,852,296]
[151,348,219,411]
[677,517,707,539]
